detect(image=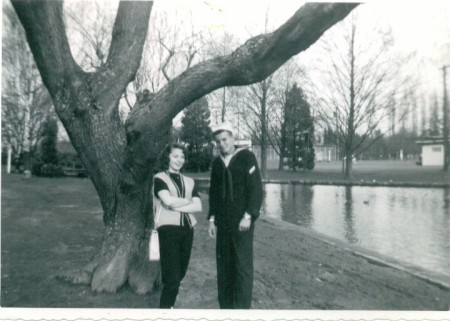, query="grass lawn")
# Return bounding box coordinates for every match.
[1,173,160,308]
